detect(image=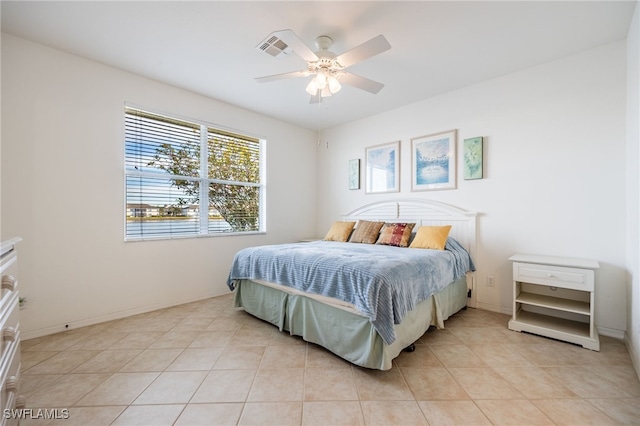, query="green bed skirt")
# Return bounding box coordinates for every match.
[233,276,468,370]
